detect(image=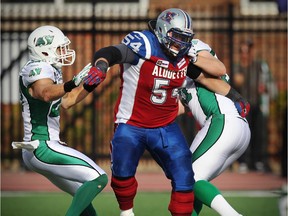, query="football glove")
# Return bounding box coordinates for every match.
[235,100,250,118]
[187,45,198,63]
[83,66,106,92]
[73,63,92,86]
[226,87,250,118]
[64,63,92,92]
